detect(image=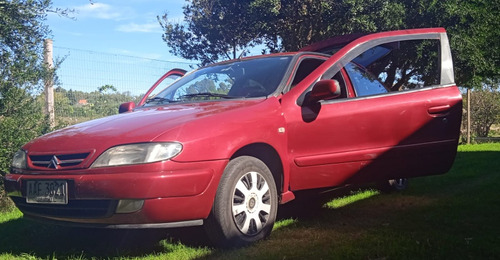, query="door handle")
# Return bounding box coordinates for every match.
[428,105,451,114]
[428,105,451,117]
